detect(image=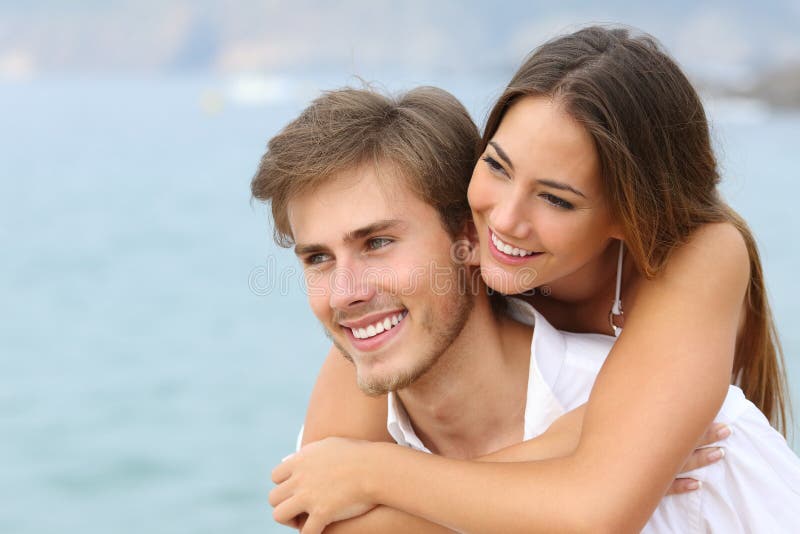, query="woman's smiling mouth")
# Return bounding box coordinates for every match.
[488,229,543,265]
